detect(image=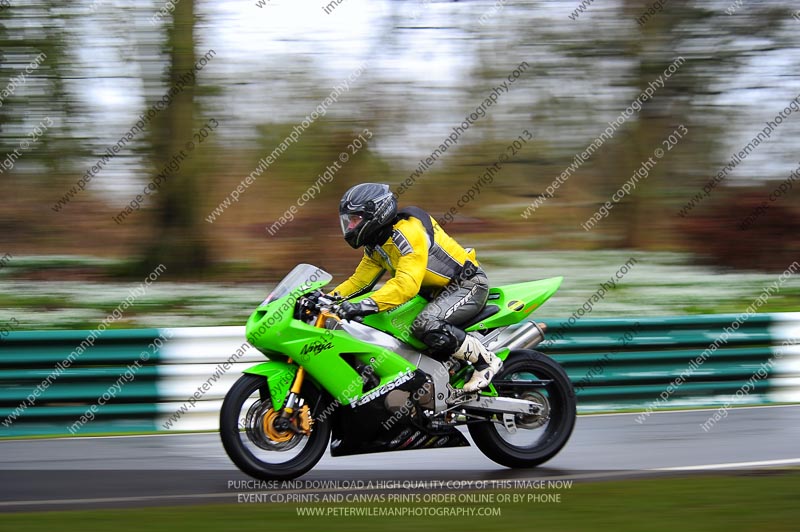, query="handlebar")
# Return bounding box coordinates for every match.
[314,292,339,310]
[305,291,364,323]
